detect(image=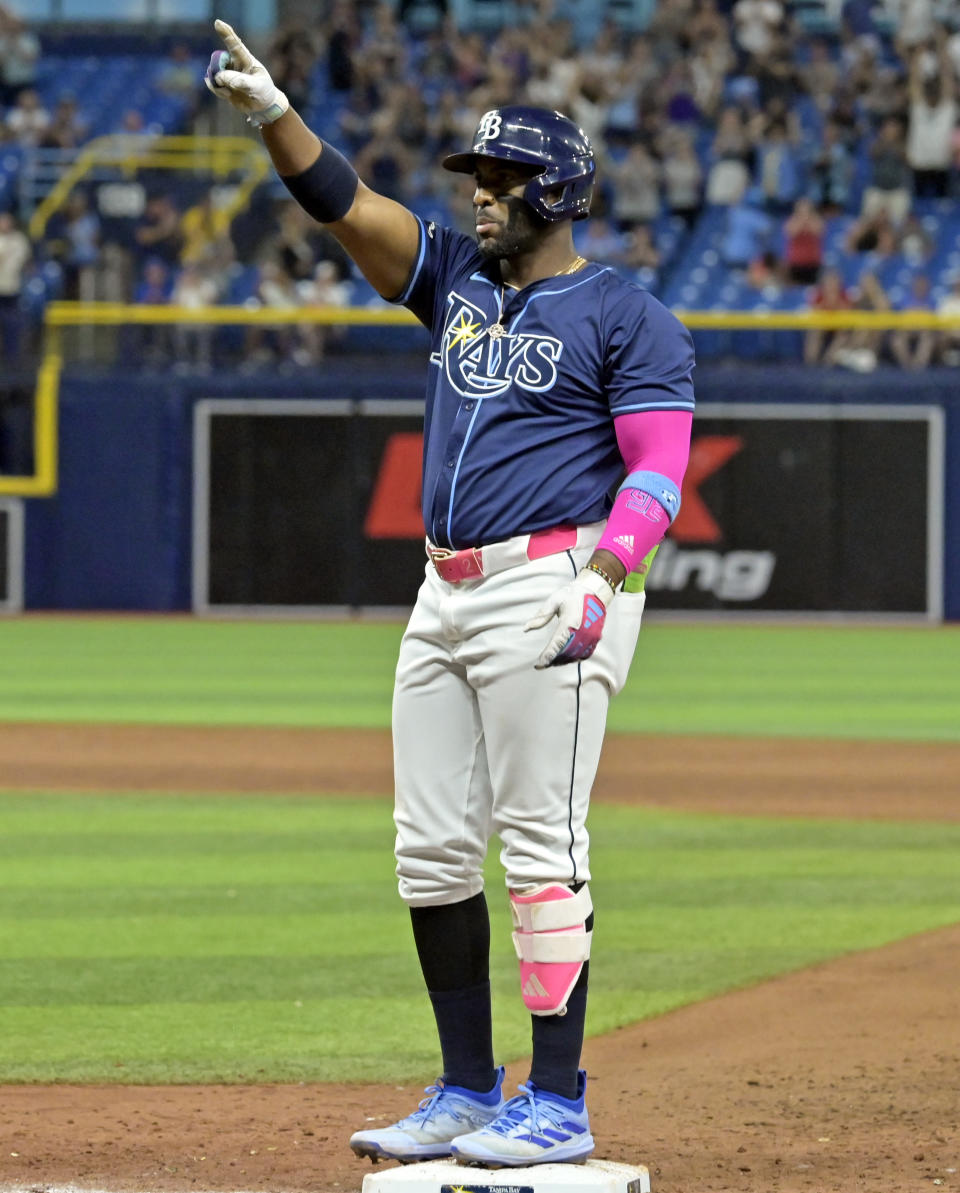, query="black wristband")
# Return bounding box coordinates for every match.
[280,140,359,224]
